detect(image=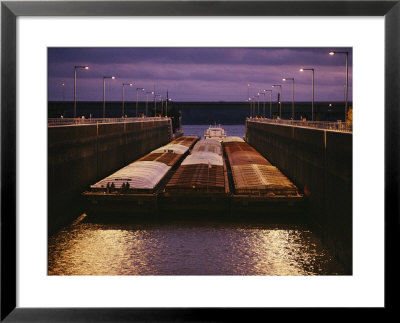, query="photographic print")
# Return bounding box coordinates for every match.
[47,47,352,276]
